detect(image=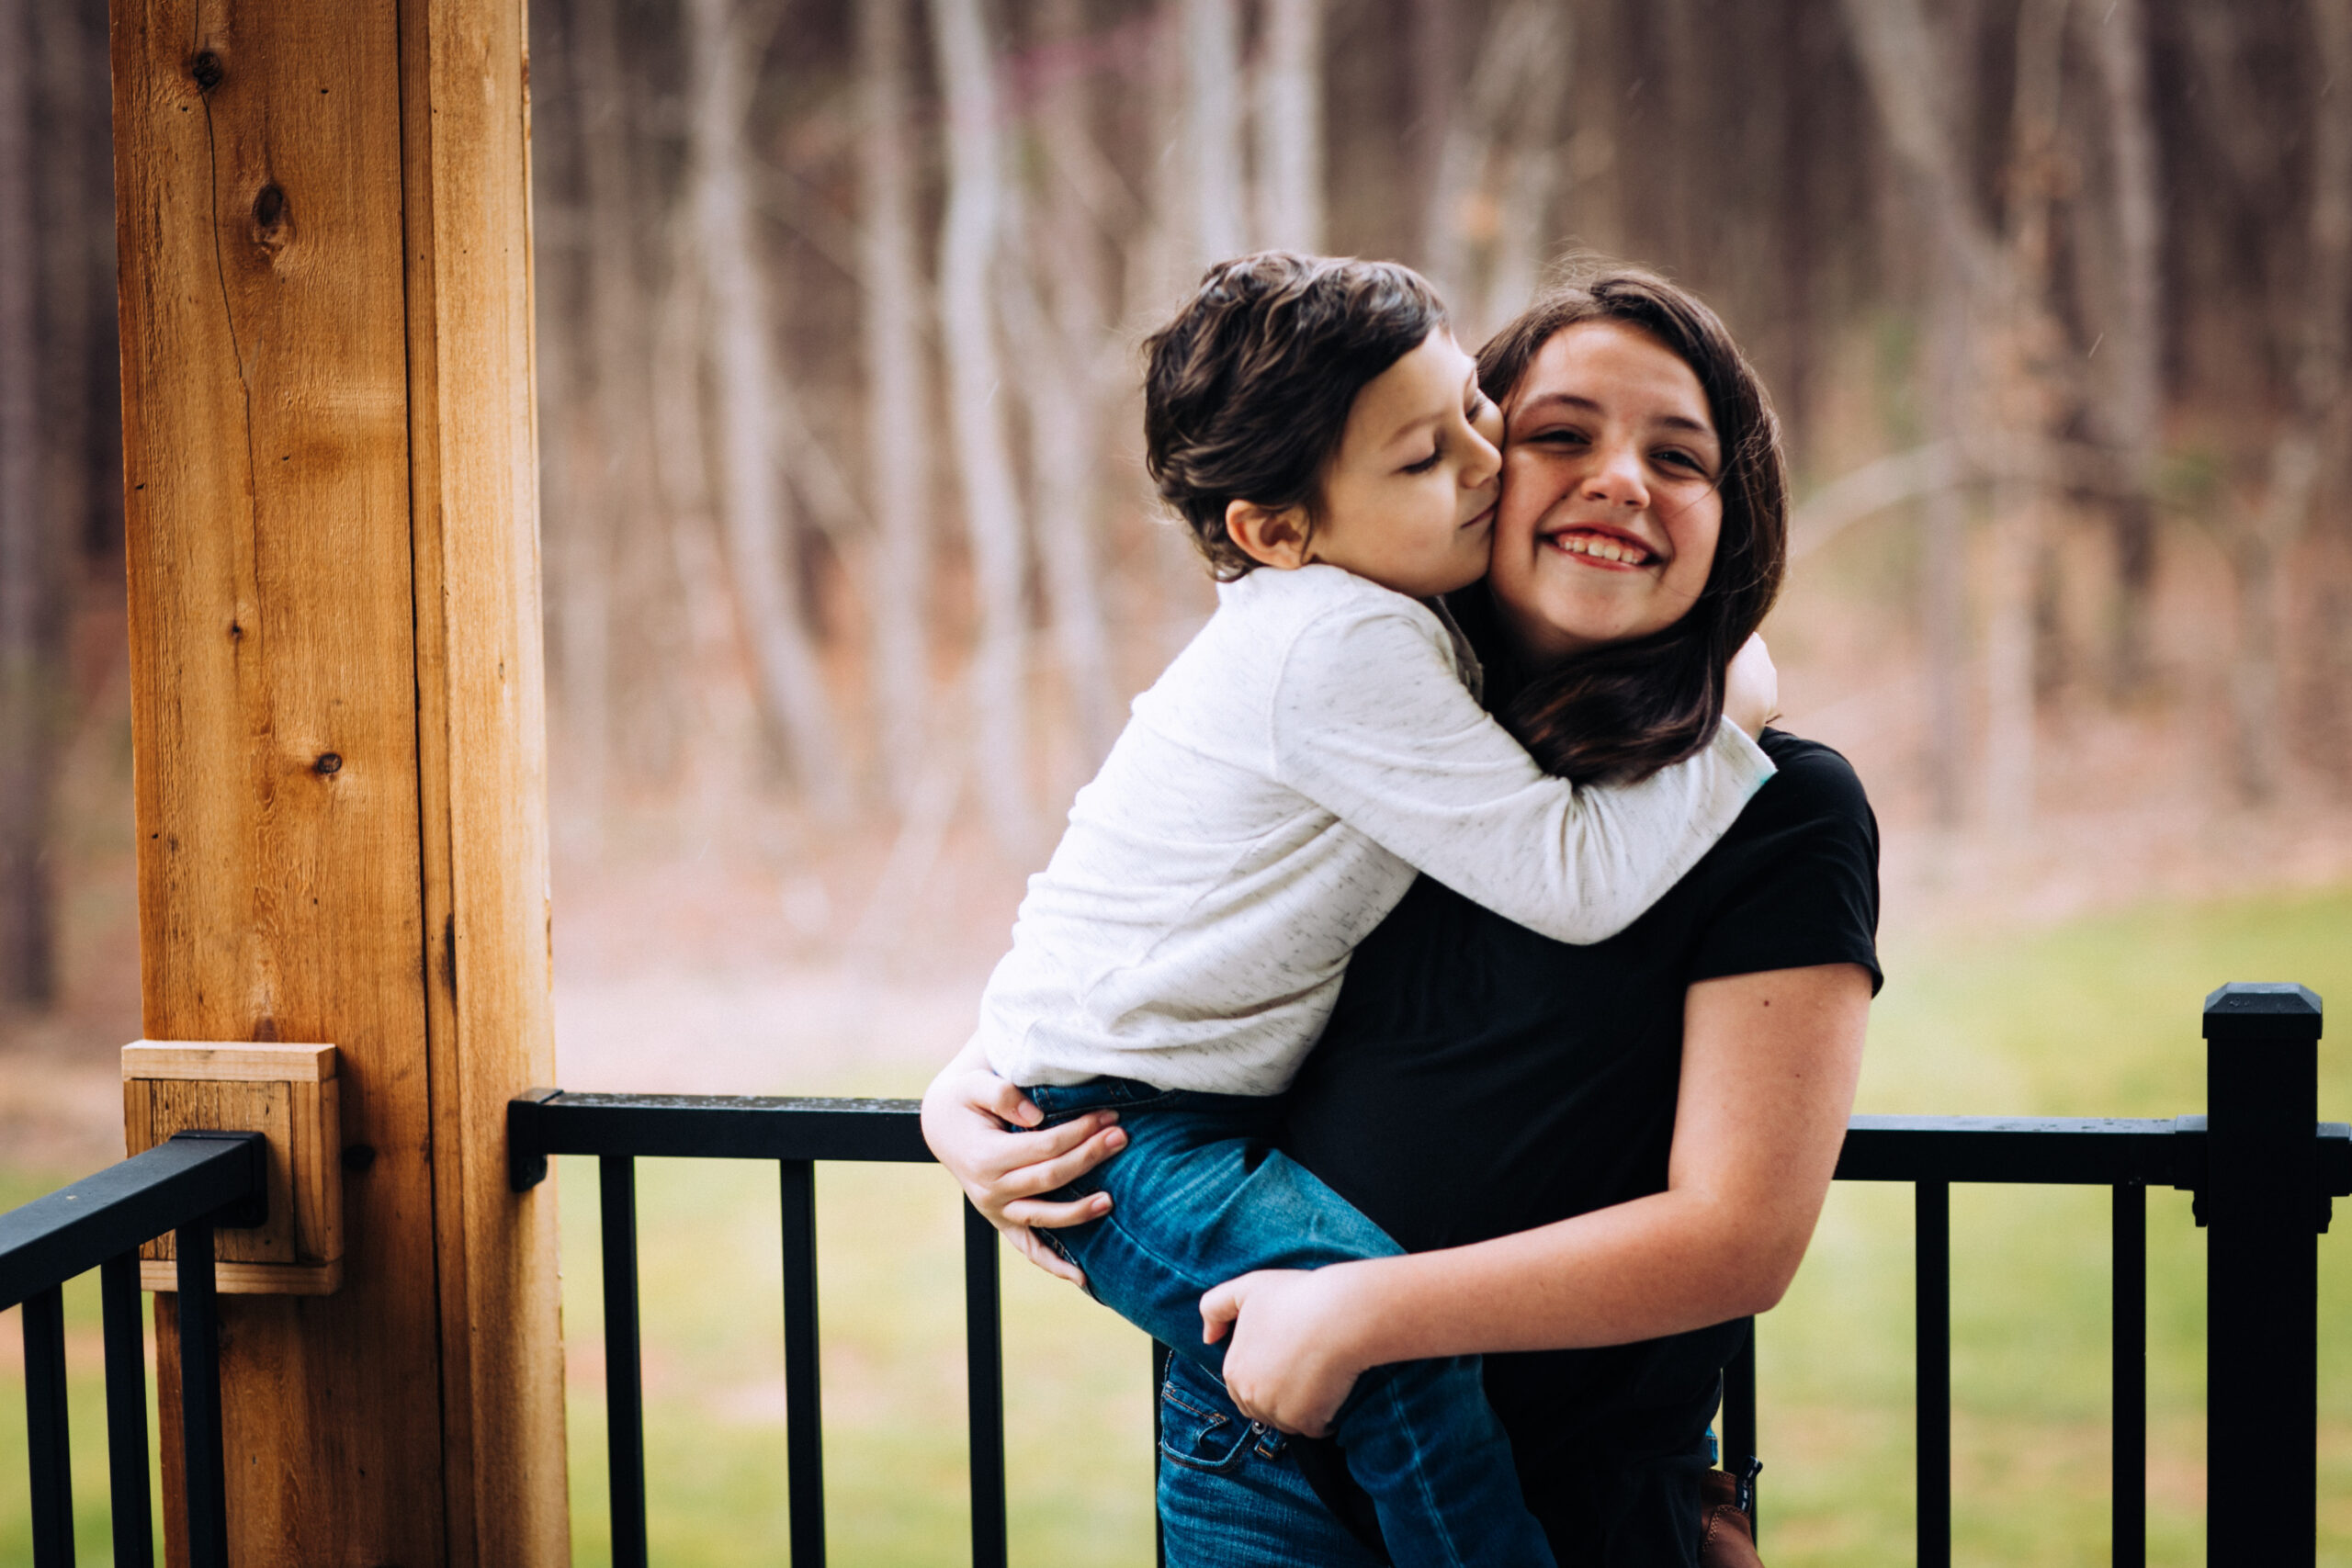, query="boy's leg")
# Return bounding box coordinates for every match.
[1028,1084,1555,1568]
